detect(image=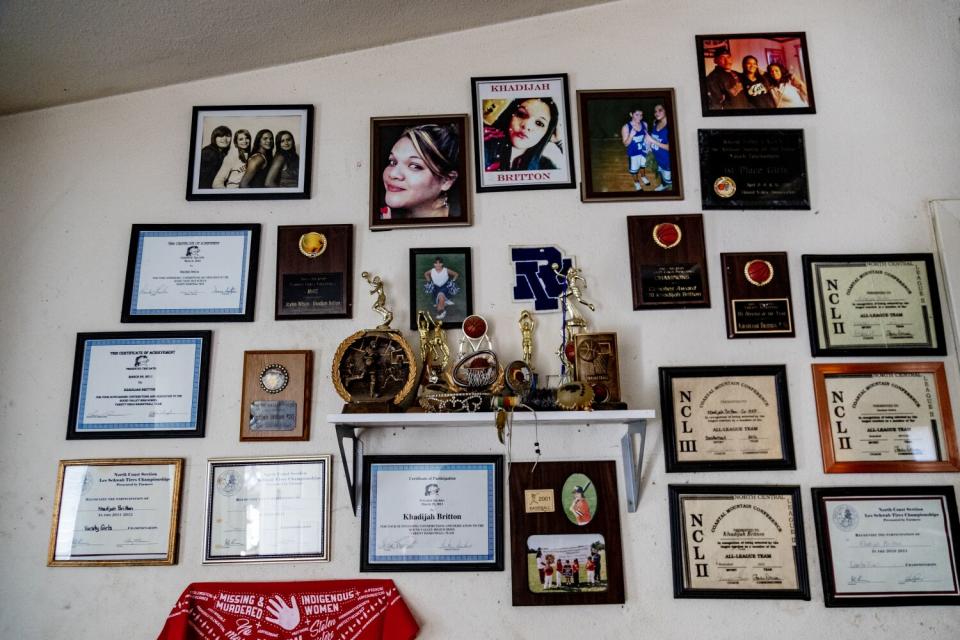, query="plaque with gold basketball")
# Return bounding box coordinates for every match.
[276,224,353,320]
[572,332,622,404]
[720,252,795,339]
[627,214,710,310]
